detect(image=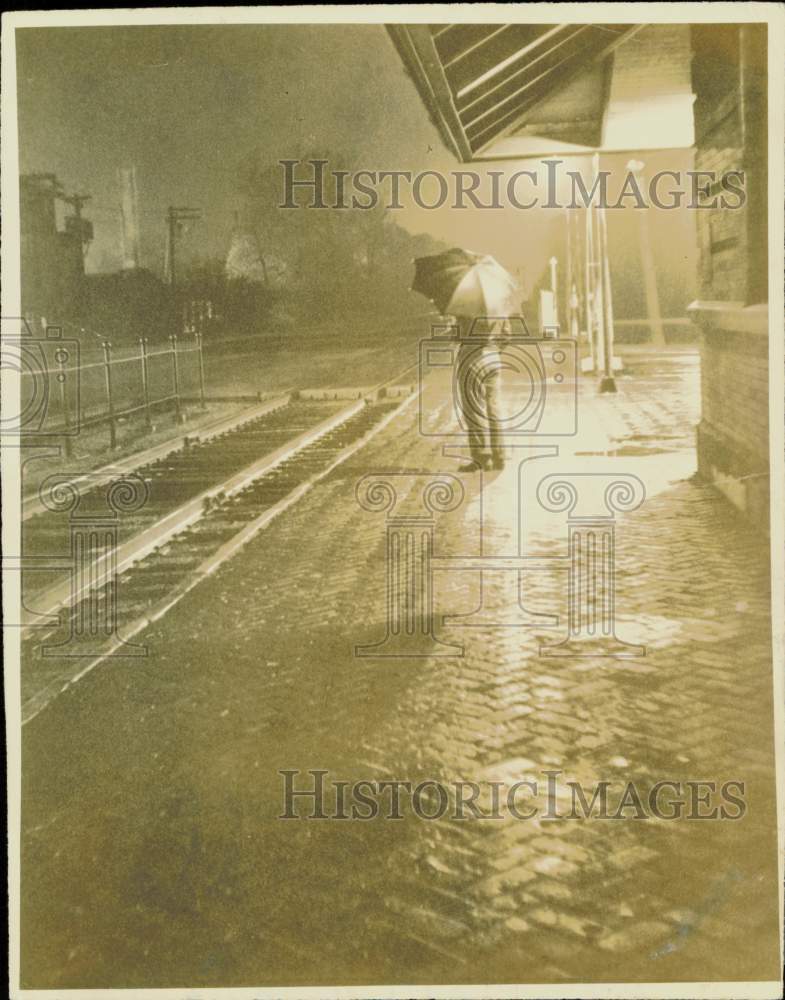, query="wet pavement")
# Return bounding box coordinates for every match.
[20,347,780,988]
